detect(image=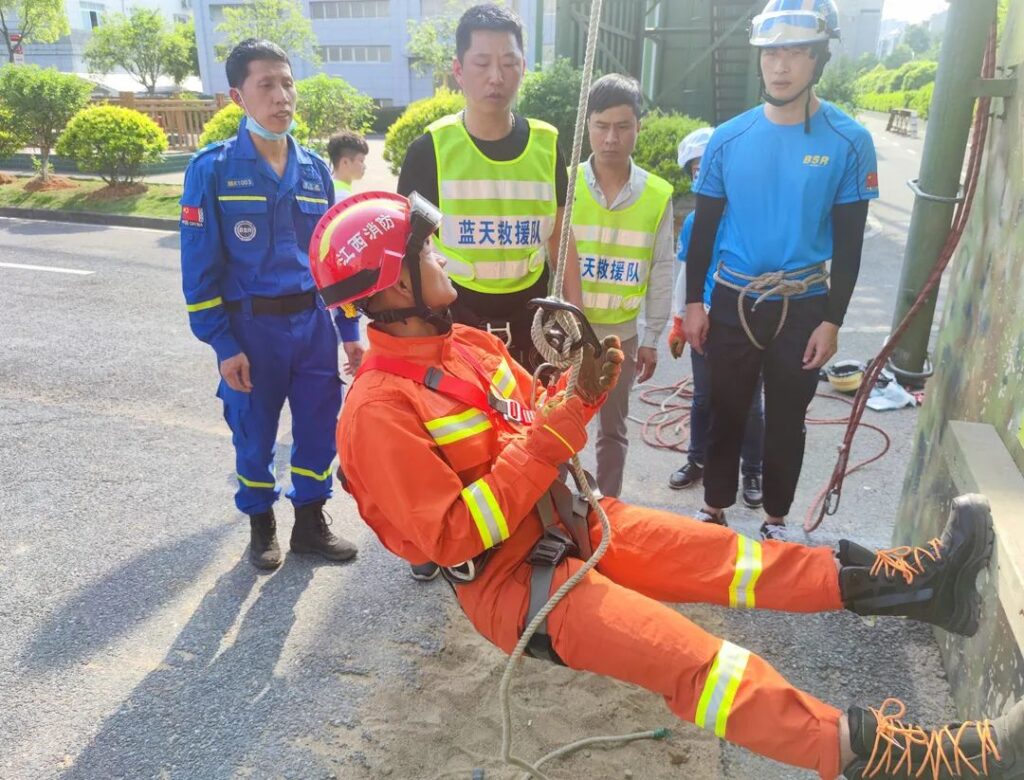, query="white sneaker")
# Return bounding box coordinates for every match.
[694,509,727,526]
[759,522,788,542]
